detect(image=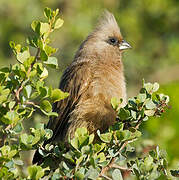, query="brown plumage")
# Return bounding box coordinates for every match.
[33,11,131,164]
